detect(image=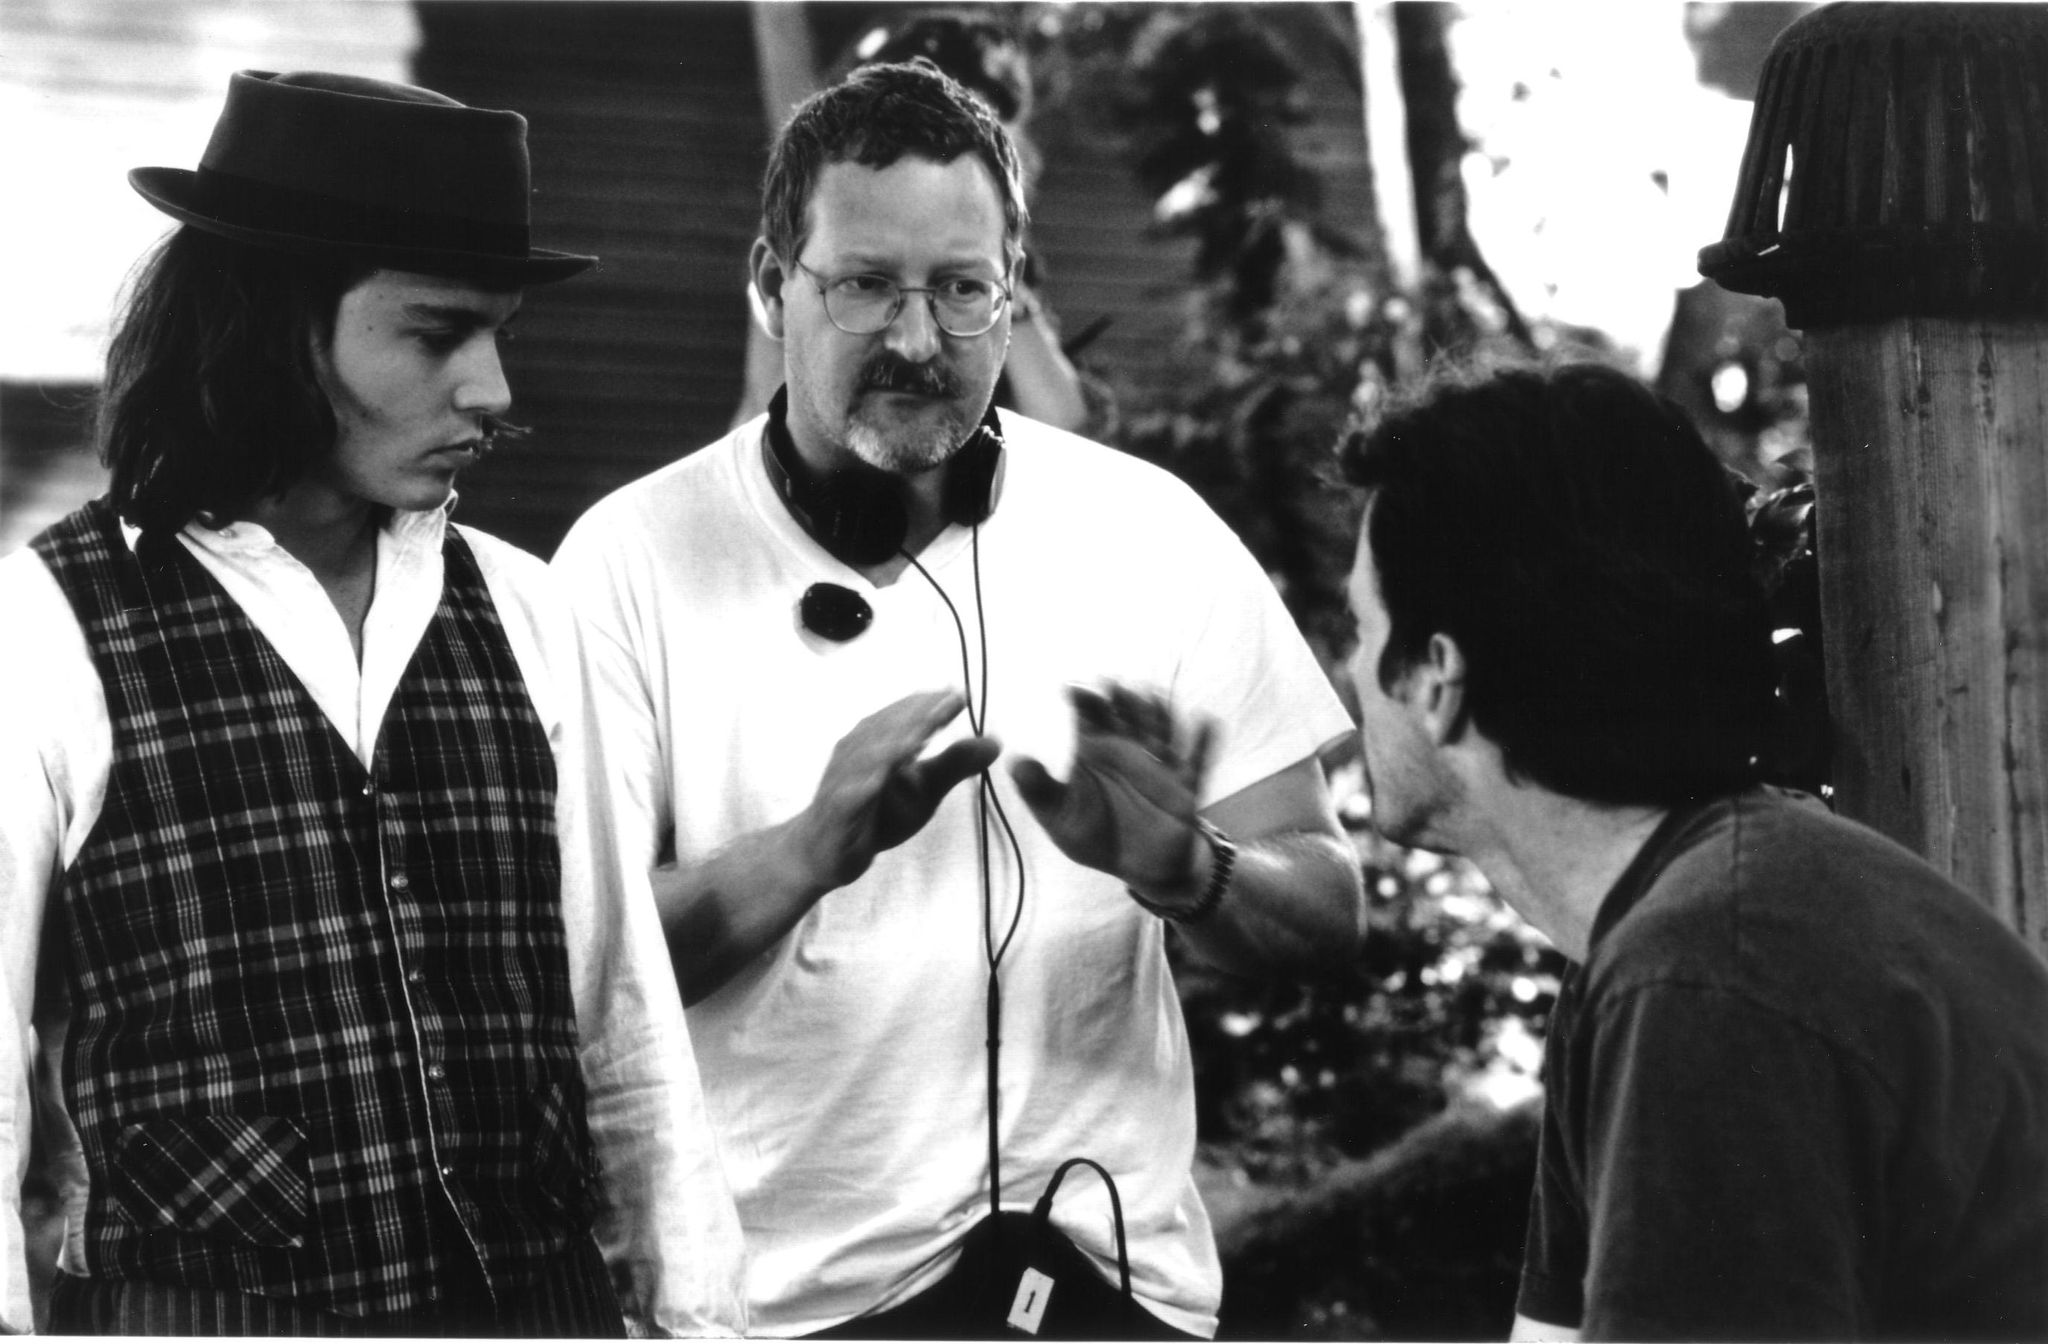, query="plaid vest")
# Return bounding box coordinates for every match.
[31,500,597,1319]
